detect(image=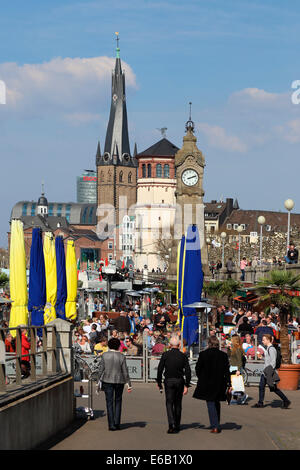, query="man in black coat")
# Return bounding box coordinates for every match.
[157,335,191,434]
[193,335,231,433]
